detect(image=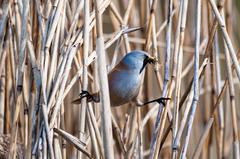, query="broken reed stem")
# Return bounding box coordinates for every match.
[53,128,92,159]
